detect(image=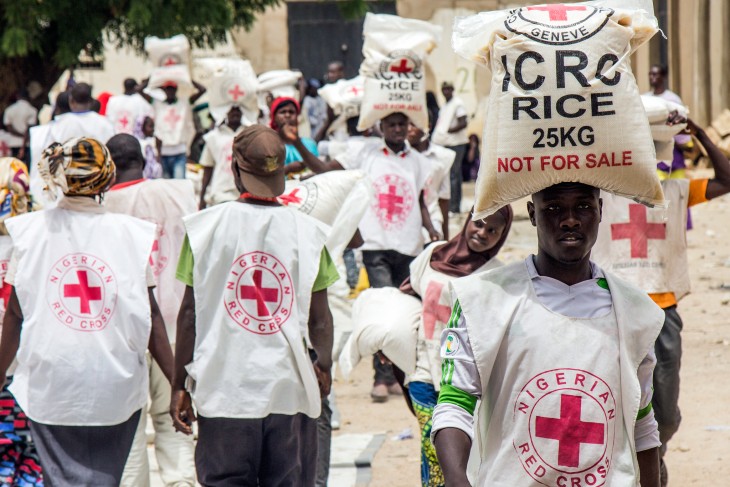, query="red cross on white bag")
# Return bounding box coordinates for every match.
[610,204,666,259]
[526,4,587,21]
